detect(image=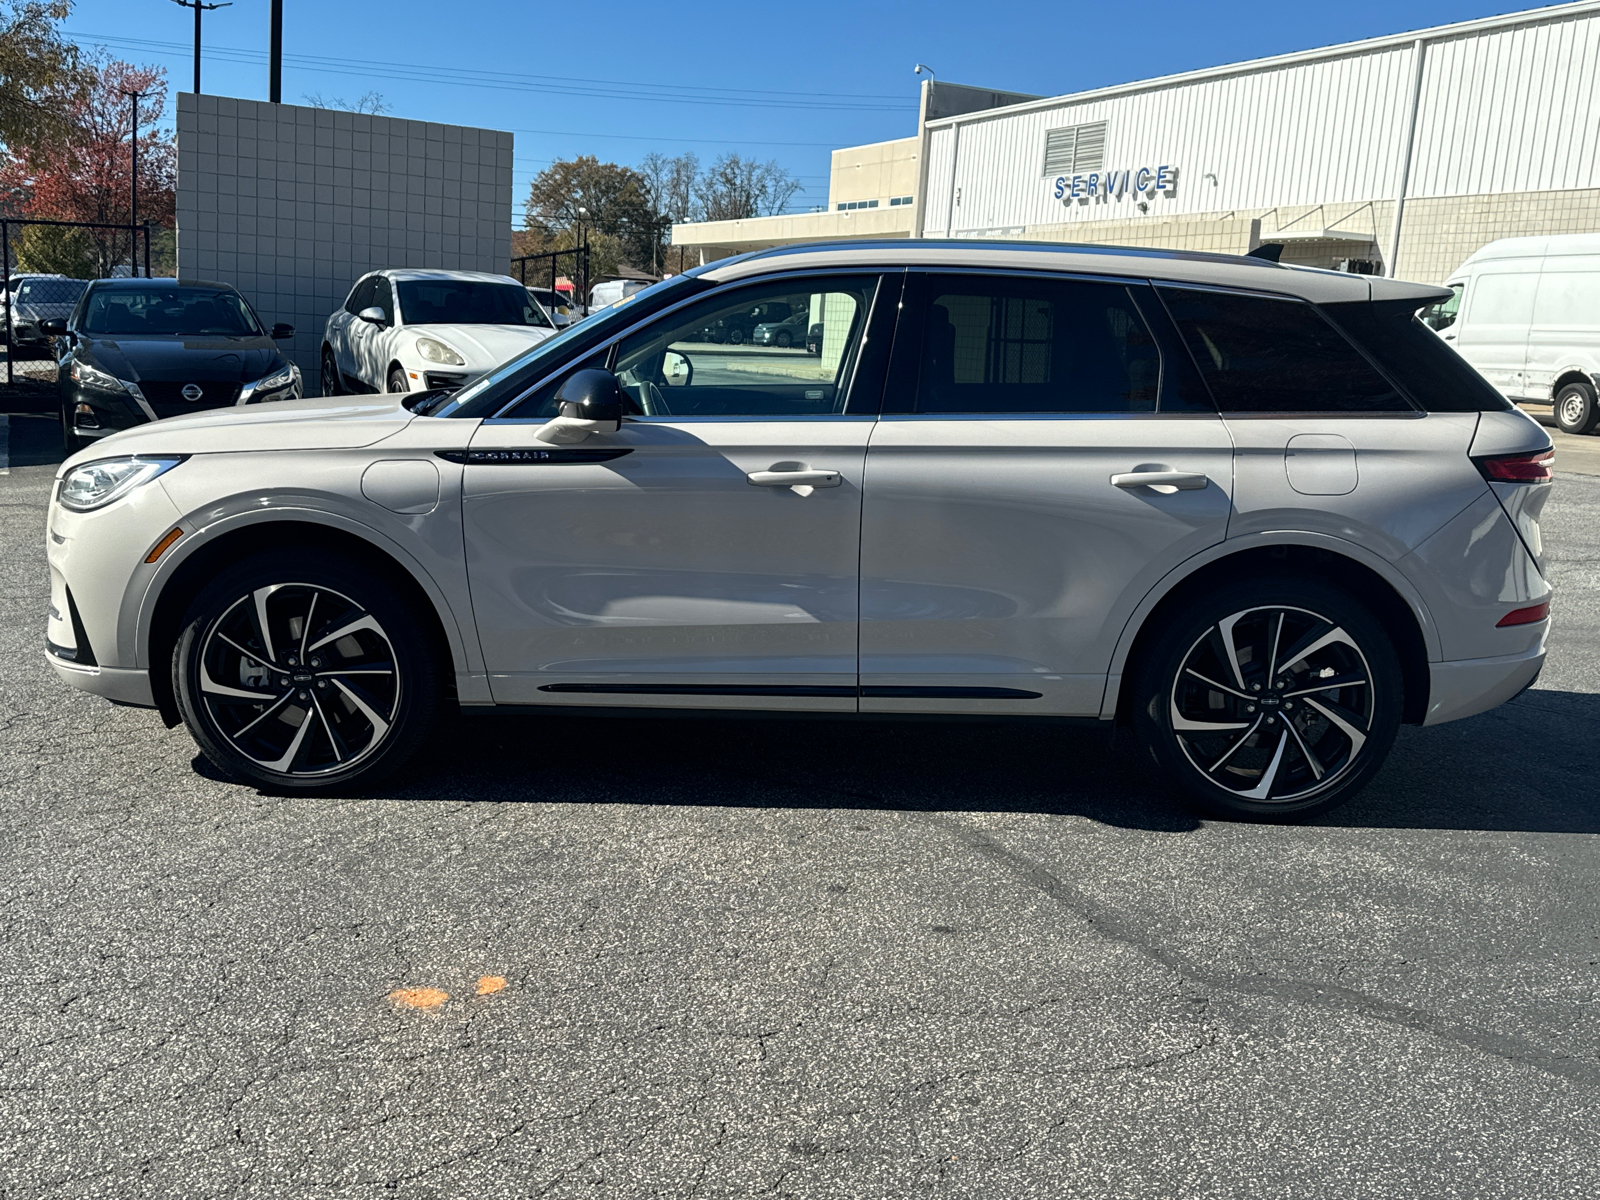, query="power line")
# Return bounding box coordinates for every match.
[68,31,917,113]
